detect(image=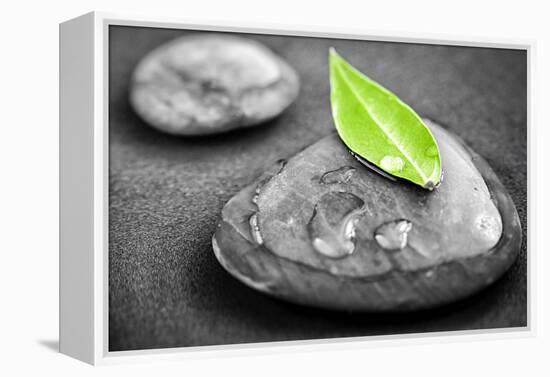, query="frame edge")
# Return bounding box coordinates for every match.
[59,12,96,365]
